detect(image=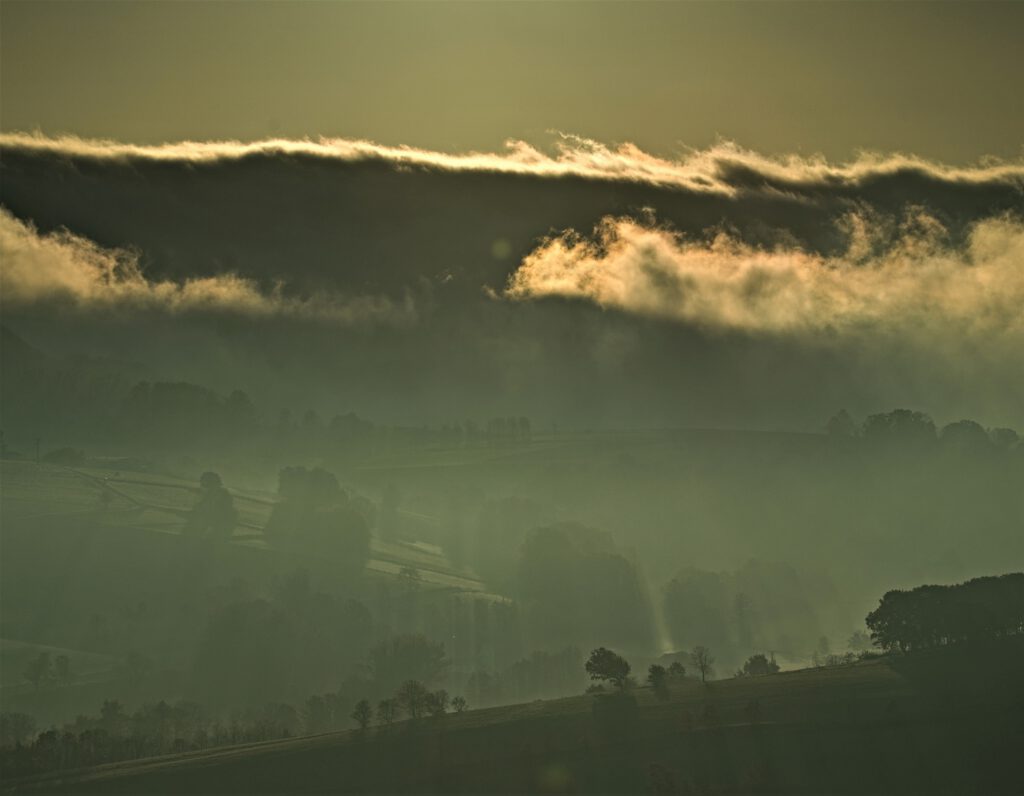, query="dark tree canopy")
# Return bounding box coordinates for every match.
[585,647,631,690]
[740,653,780,677]
[866,573,1024,653]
